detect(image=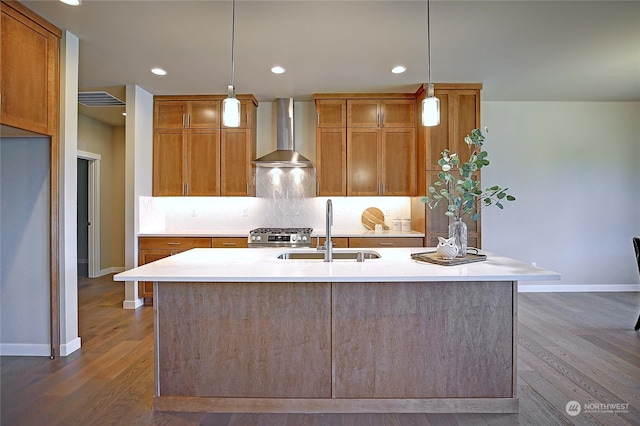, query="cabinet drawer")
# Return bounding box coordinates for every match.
[139,237,212,250]
[349,237,423,248]
[212,237,248,248]
[311,237,349,249]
